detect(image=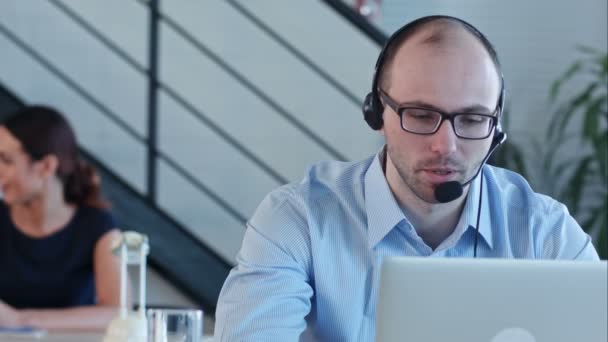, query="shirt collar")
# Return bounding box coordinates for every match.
[365,147,406,248]
[364,147,494,250]
[462,166,494,250]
